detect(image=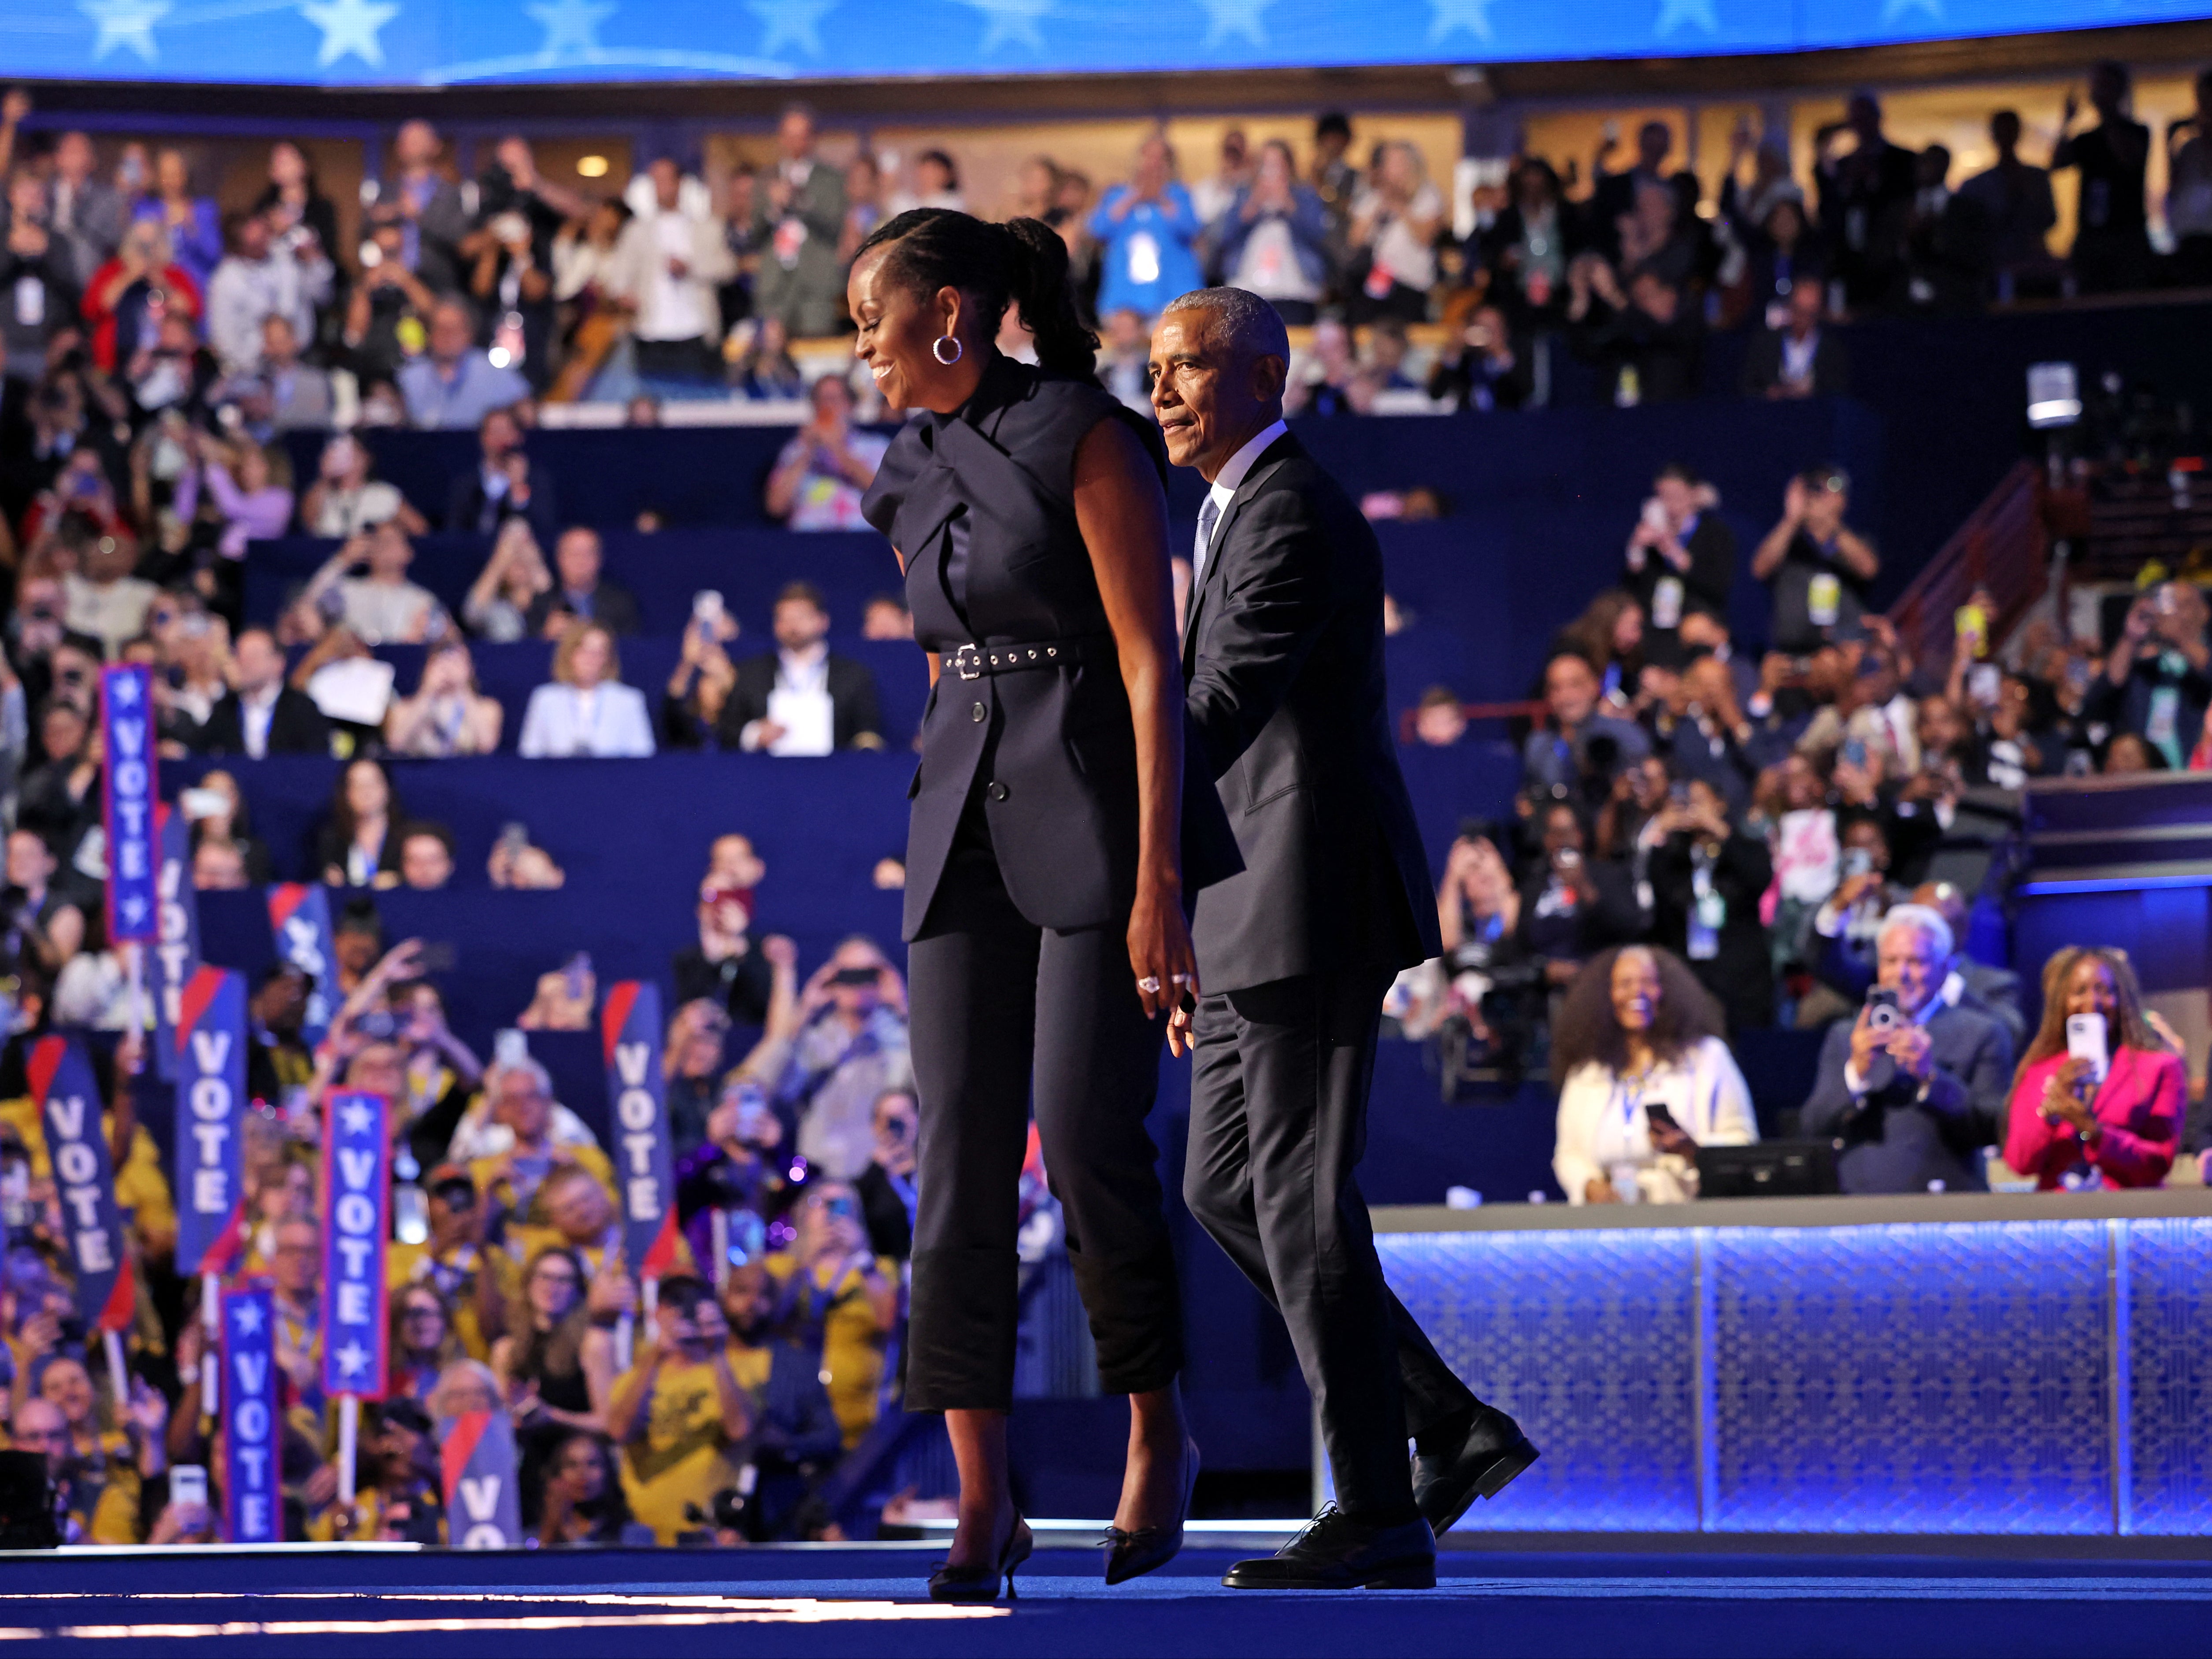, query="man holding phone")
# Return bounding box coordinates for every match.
[1800,904,2012,1194]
